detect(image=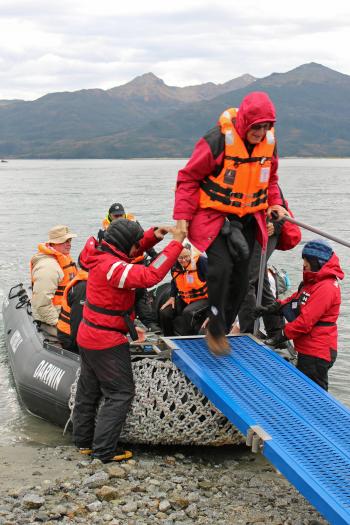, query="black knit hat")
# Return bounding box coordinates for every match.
[104,218,144,255]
